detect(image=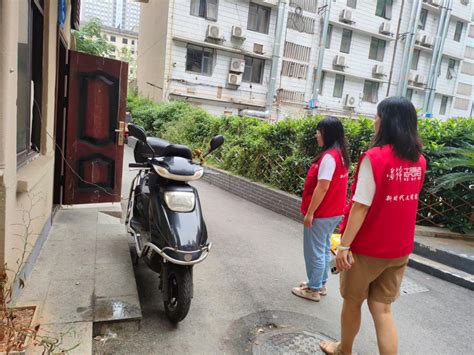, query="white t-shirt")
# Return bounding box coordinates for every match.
[353,156,376,206]
[317,154,336,181]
